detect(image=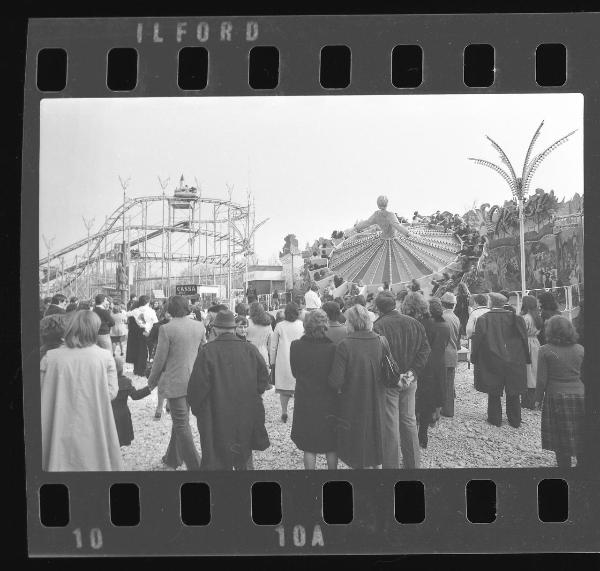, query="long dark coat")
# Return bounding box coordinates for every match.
[470,309,530,397]
[111,375,151,446]
[328,331,386,468]
[418,318,451,414]
[454,293,470,336]
[290,336,338,453]
[187,332,270,470]
[125,316,148,376]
